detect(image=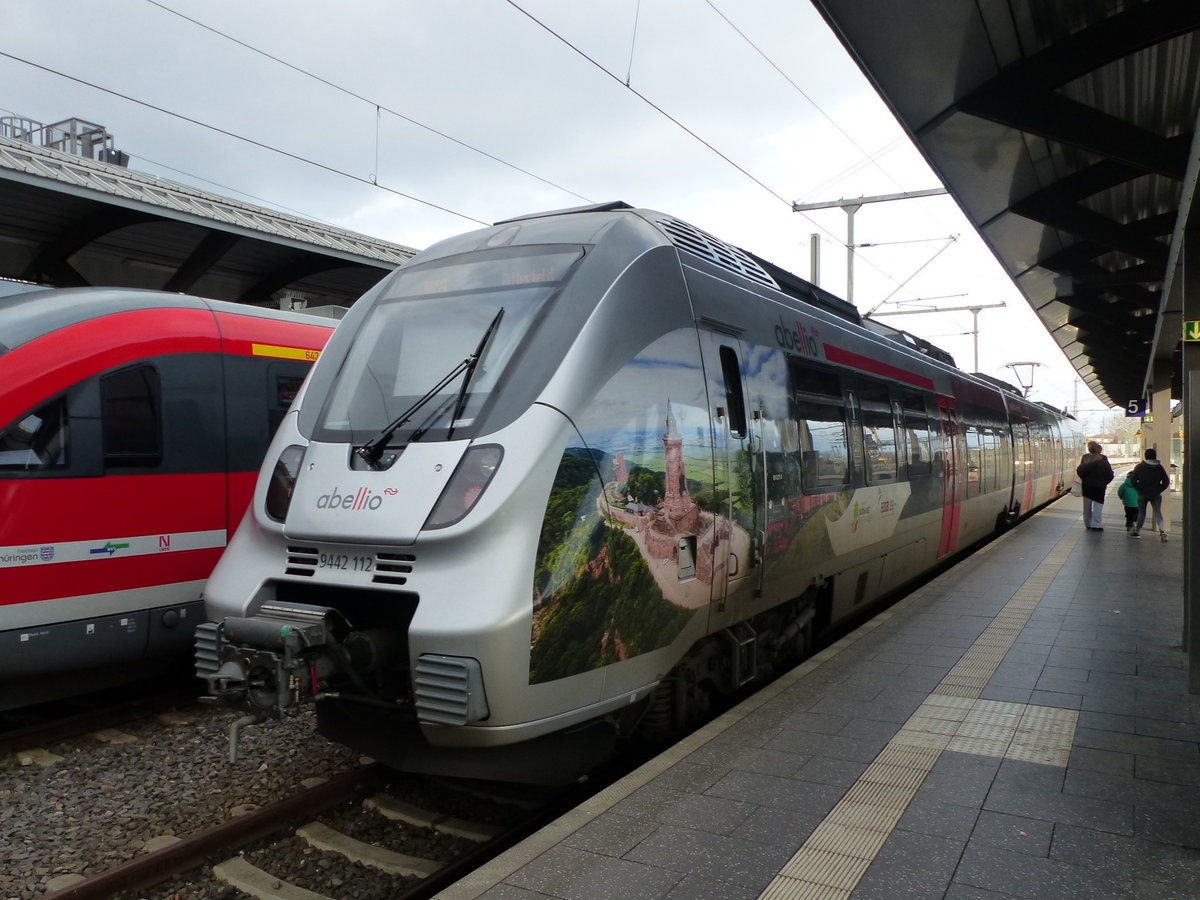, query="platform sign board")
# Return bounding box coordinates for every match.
[1125,398,1148,417]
